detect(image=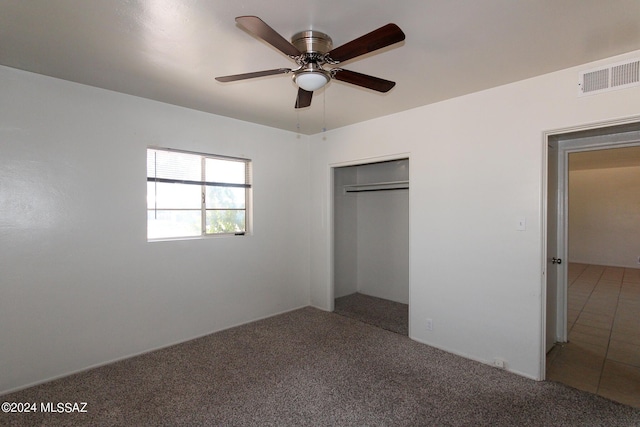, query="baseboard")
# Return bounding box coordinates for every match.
[409,336,541,382]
